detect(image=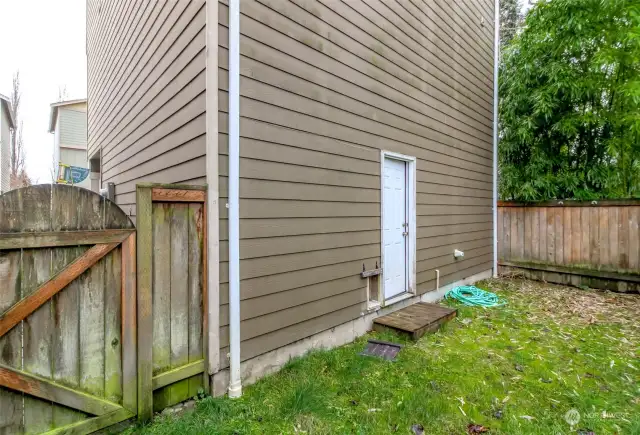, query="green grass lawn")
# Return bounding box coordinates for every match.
[129,278,640,434]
